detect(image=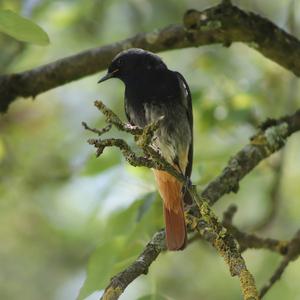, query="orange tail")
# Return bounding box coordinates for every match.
[153,170,187,251]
